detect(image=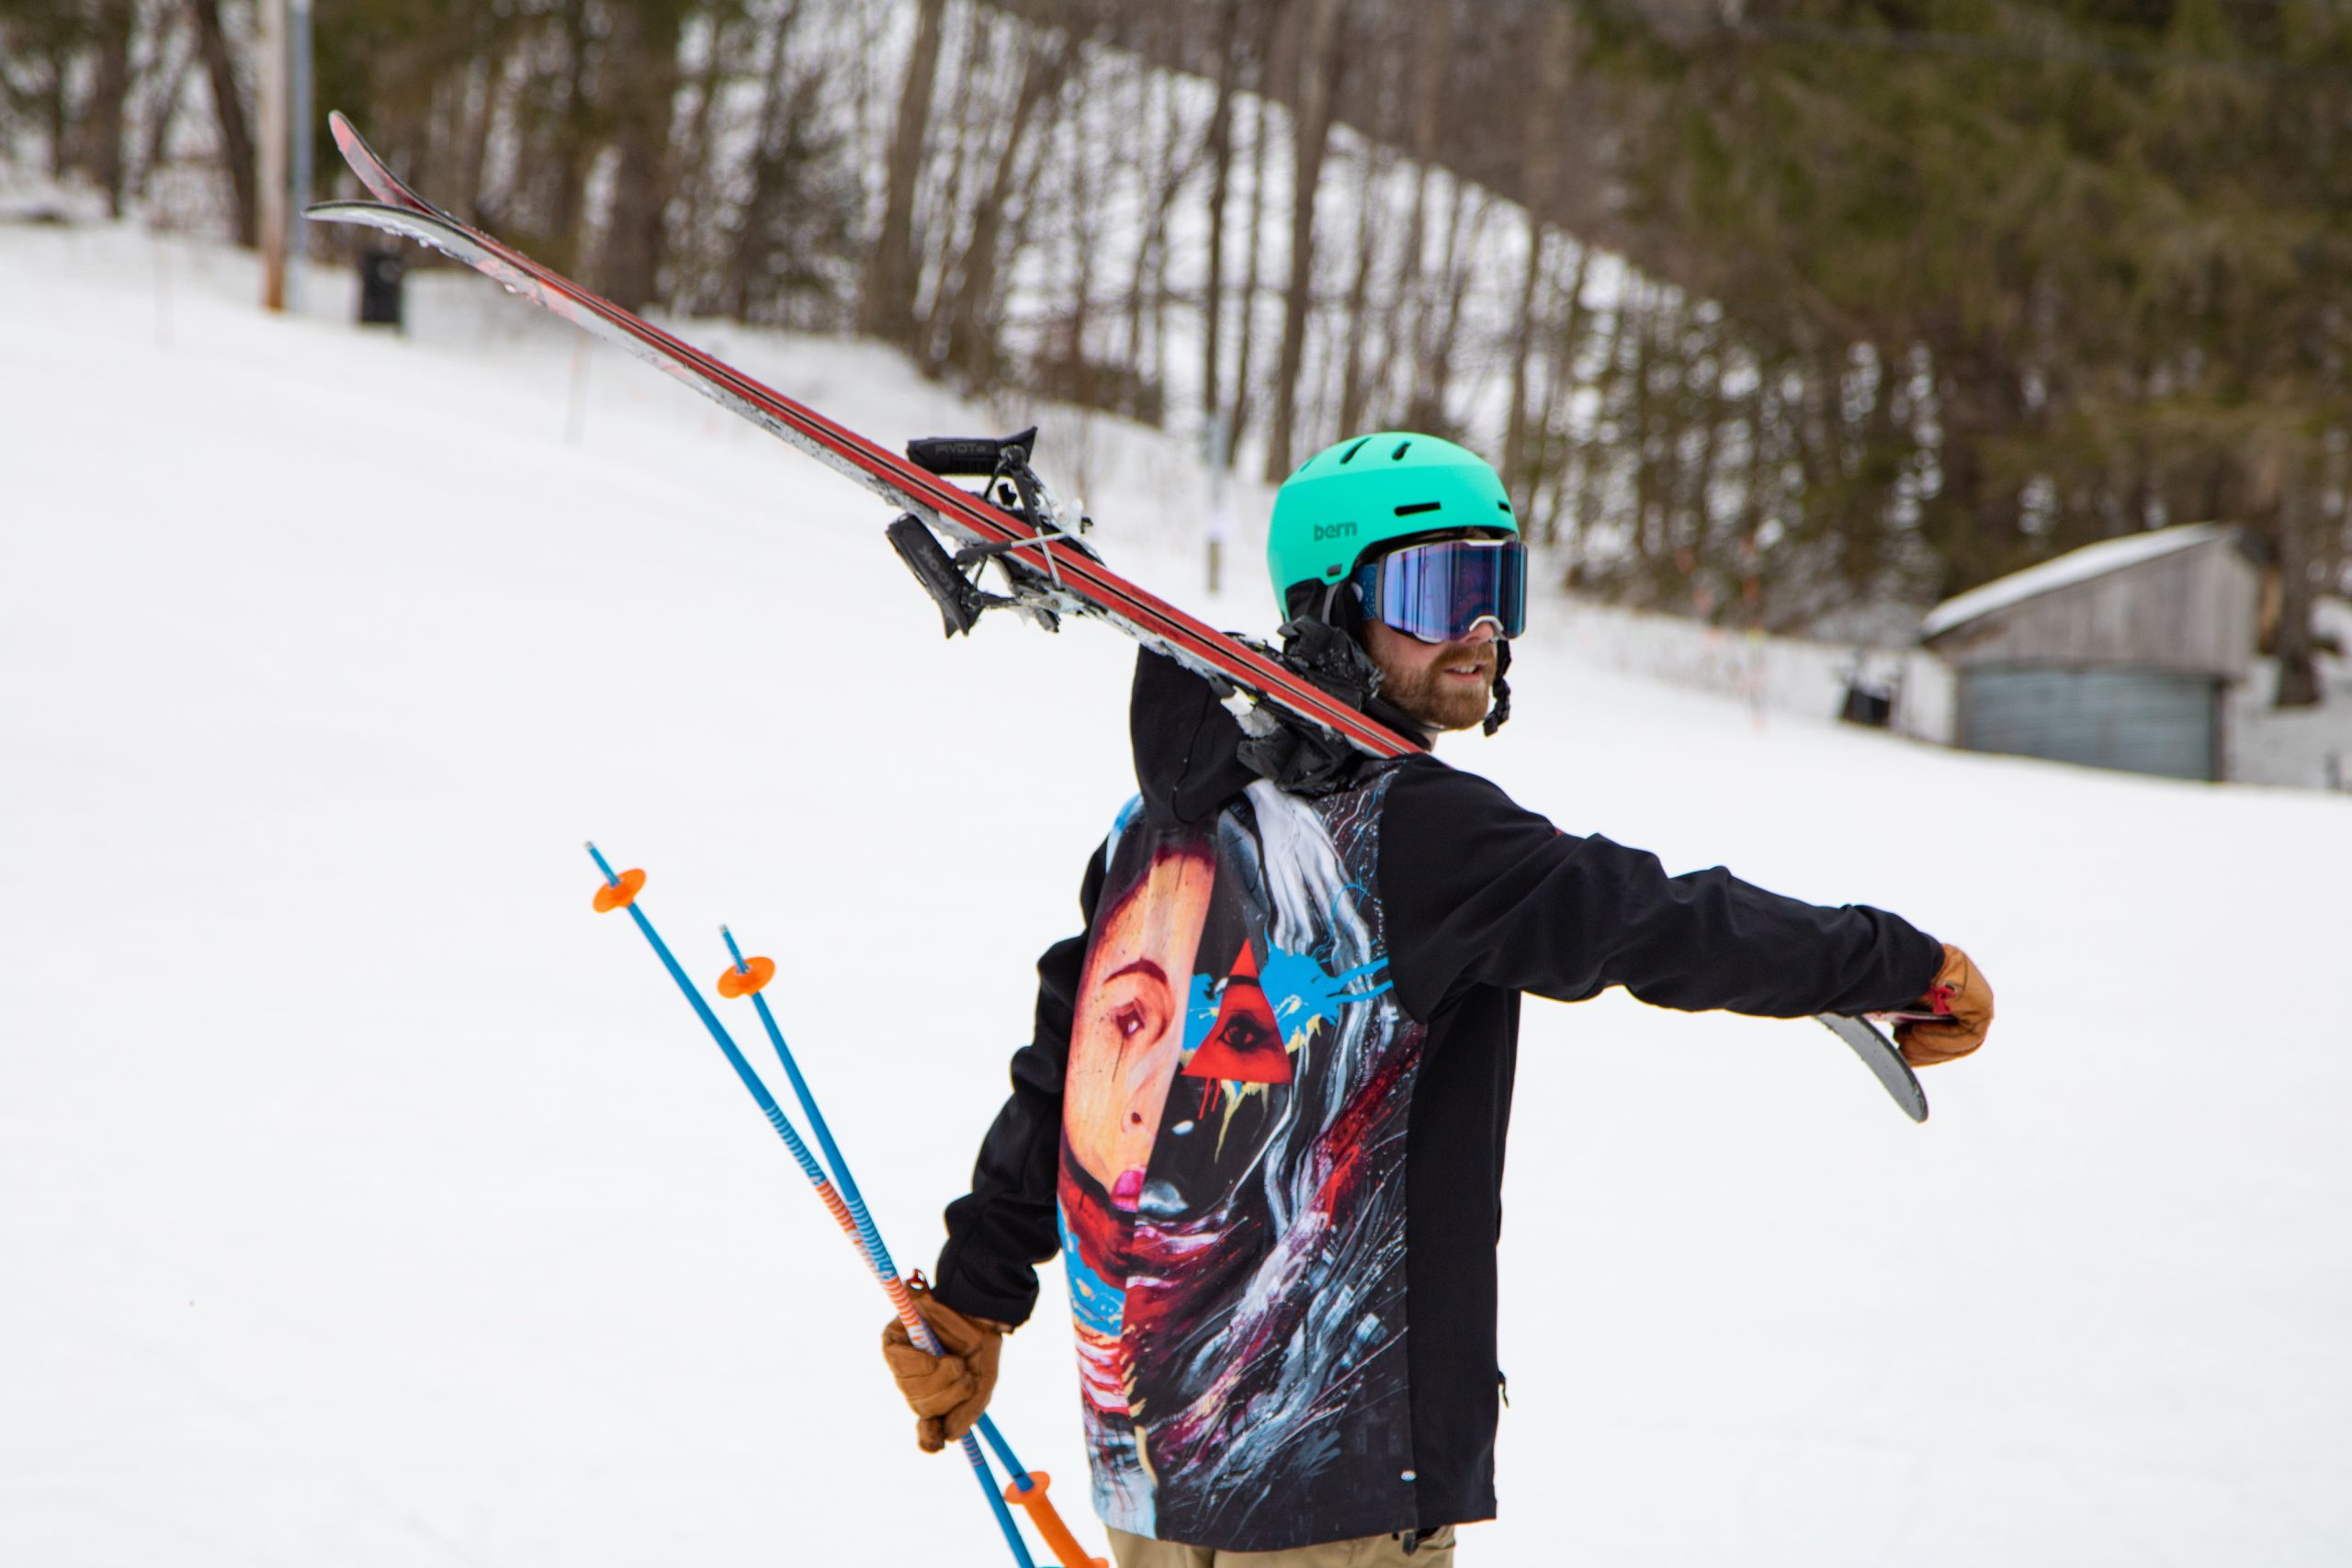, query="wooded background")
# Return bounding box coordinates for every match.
[7,0,2348,696]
